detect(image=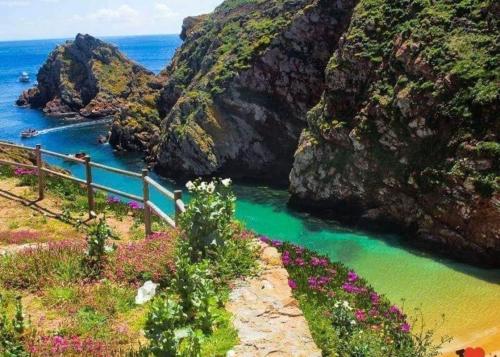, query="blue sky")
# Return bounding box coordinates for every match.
[0,0,224,41]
